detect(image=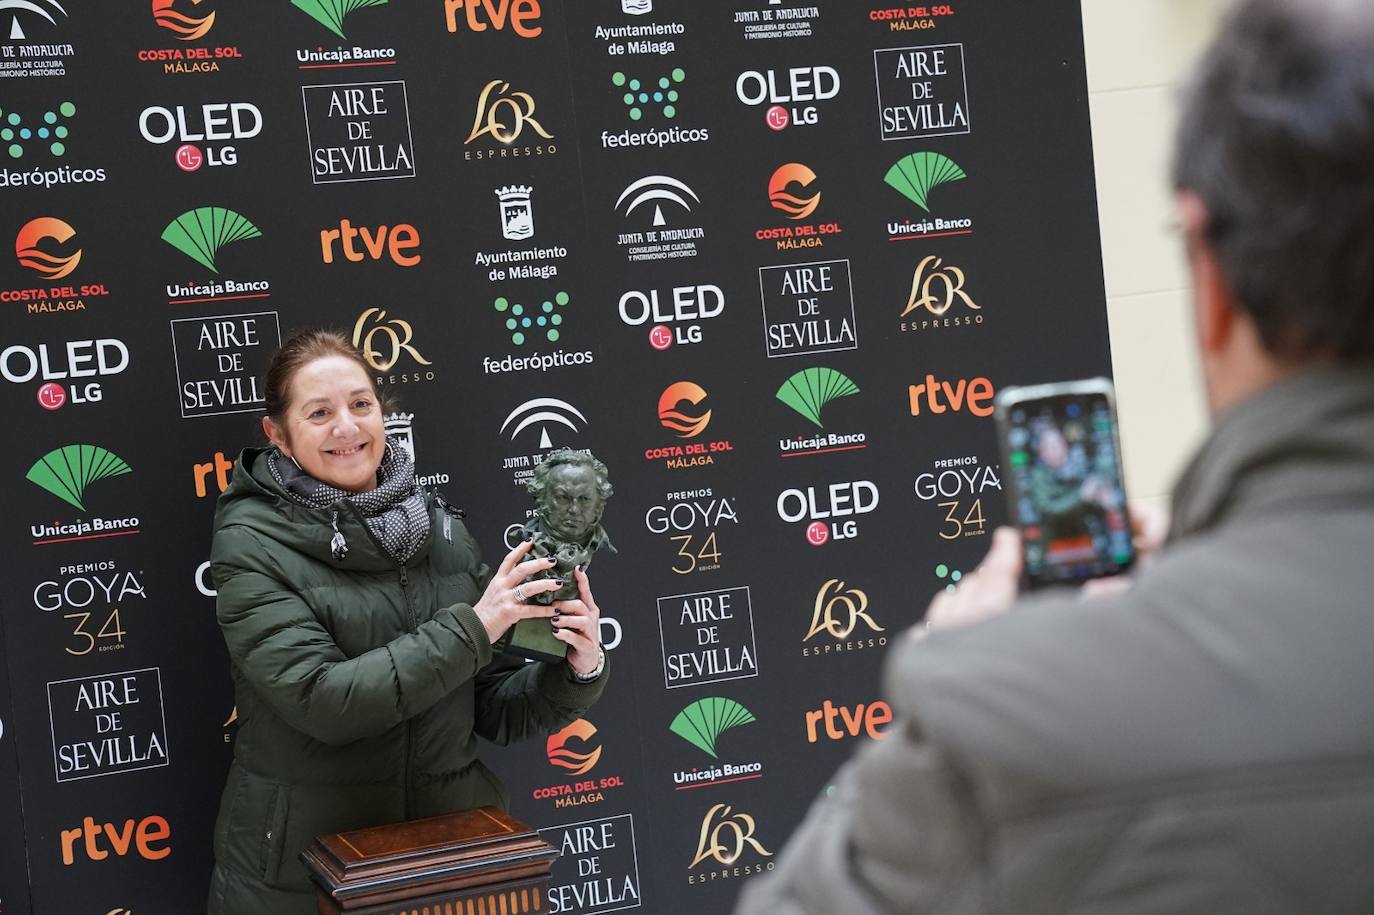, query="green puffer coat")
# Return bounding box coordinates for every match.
[207,448,607,914]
